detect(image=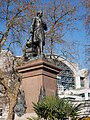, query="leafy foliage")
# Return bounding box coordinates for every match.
[33,96,81,120]
[27,117,40,120]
